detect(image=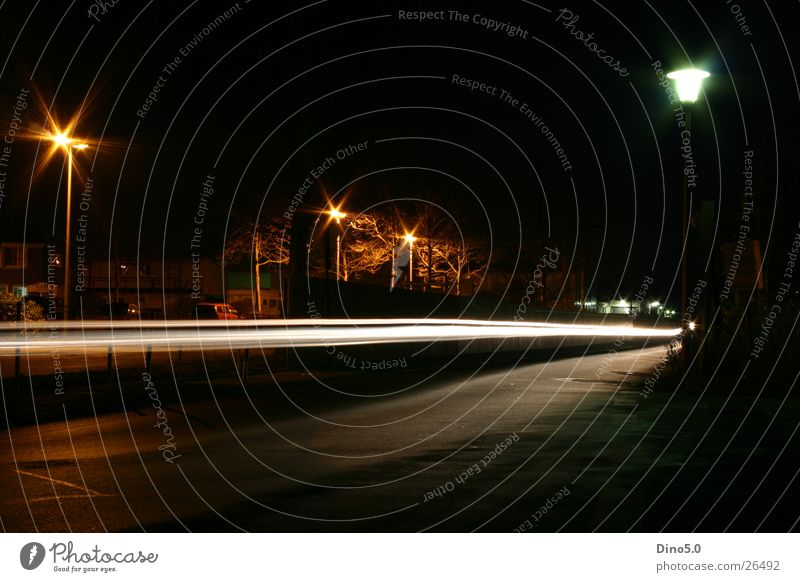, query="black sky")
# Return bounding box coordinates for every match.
[1,0,798,304]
